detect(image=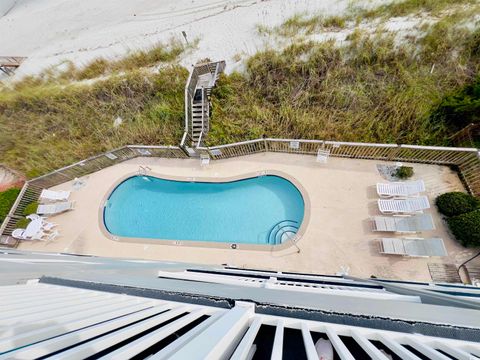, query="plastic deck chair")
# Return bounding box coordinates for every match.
[40,189,71,202]
[378,196,430,214]
[376,180,425,198]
